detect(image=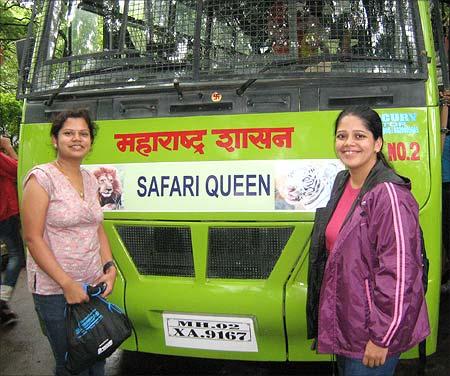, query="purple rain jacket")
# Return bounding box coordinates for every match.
[306,160,430,358]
